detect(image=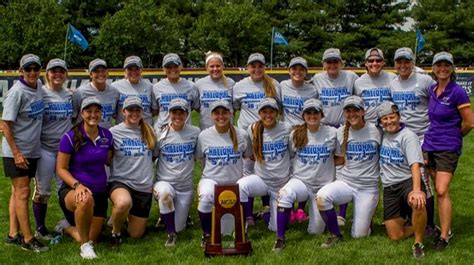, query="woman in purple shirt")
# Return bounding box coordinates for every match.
[422,52,474,251]
[56,96,113,260]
